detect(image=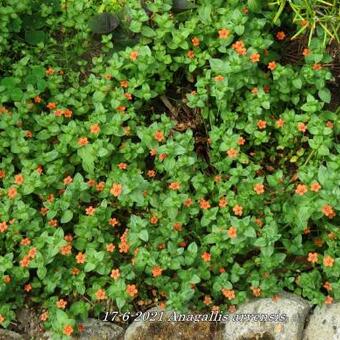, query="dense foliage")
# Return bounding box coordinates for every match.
[0,0,339,338]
